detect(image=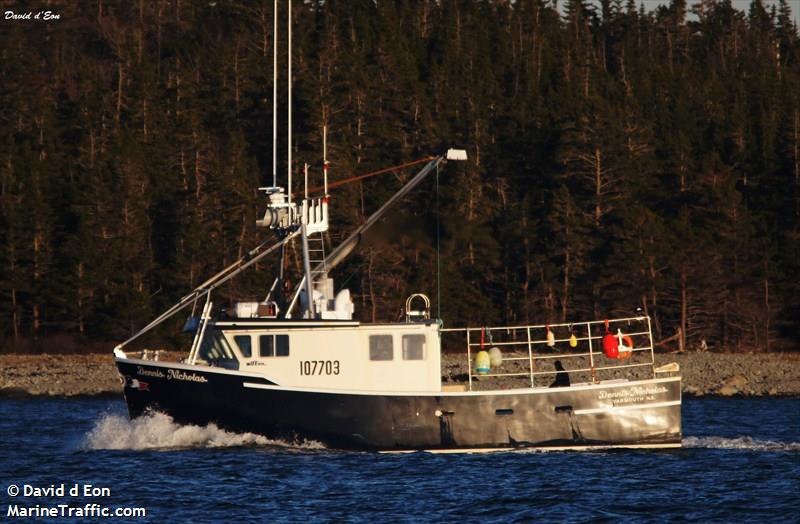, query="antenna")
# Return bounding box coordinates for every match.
[272,0,278,188]
[323,125,329,195]
[287,0,292,205]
